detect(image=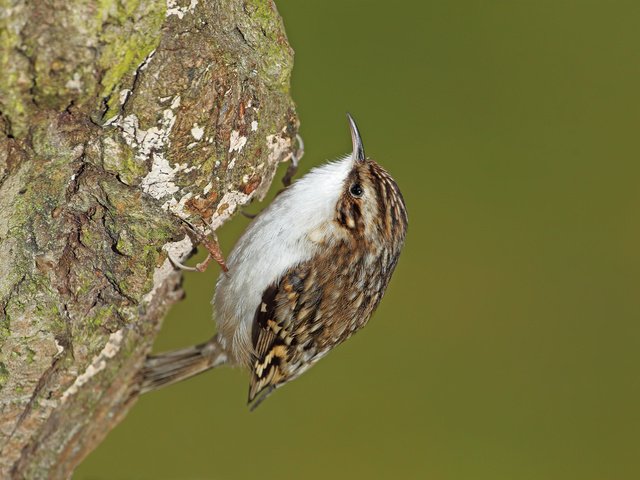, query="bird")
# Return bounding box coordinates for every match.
[141,114,408,409]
